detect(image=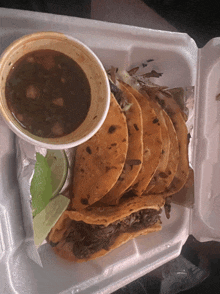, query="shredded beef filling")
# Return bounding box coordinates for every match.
[62,209,161,259]
[164,196,172,219]
[109,79,128,108]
